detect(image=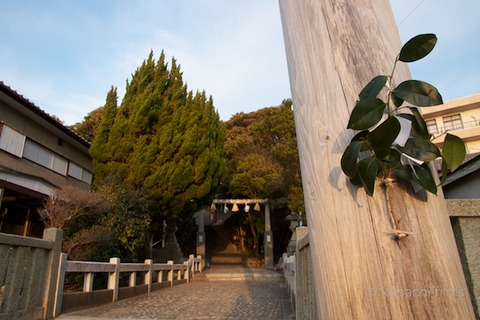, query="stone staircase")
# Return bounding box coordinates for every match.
[194,226,282,282]
[210,242,245,265]
[192,265,284,282]
[193,218,283,282]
